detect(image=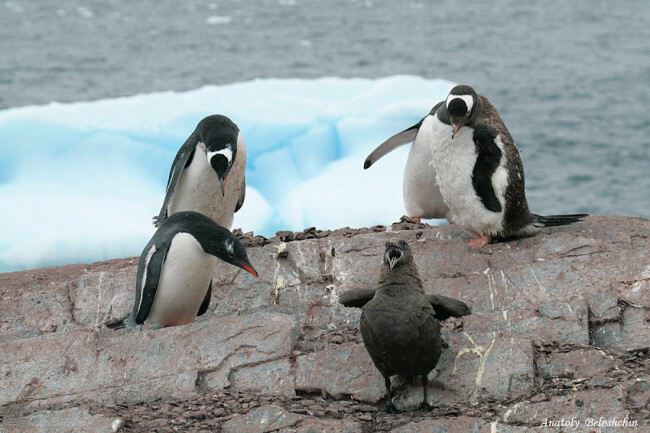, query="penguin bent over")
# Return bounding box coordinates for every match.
[107,211,257,330]
[154,114,247,229]
[340,240,471,410]
[430,84,587,248]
